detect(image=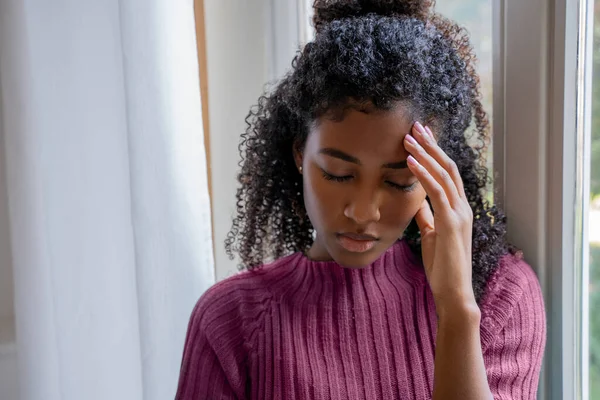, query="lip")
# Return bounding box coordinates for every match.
[336,232,379,253]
